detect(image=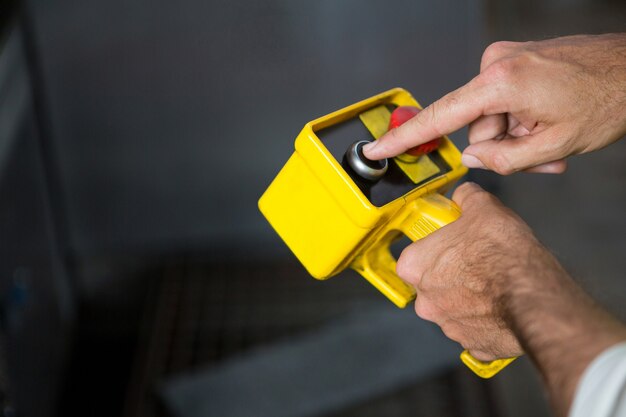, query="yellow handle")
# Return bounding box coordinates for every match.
[351,193,517,378]
[460,351,517,378]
